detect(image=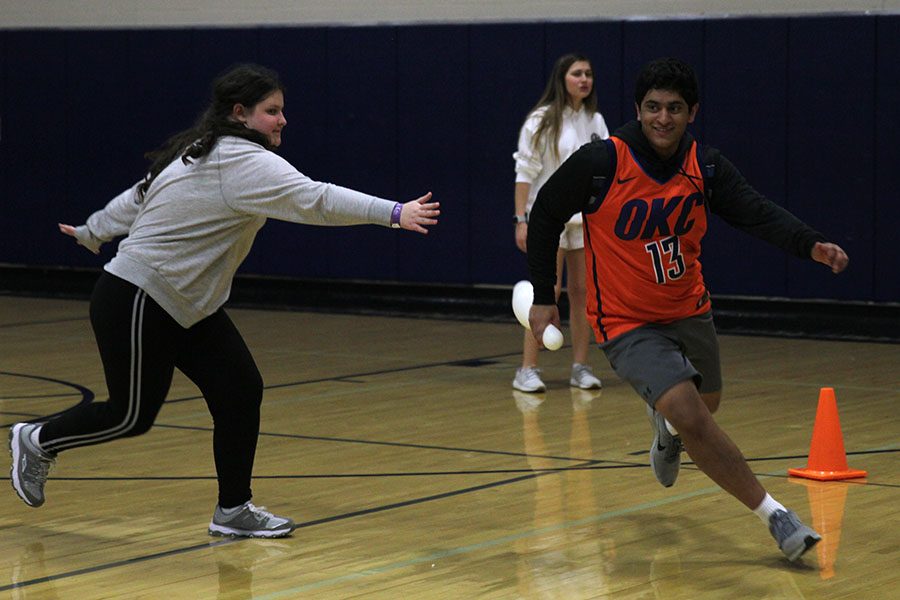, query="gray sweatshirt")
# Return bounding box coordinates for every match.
[74,136,396,327]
